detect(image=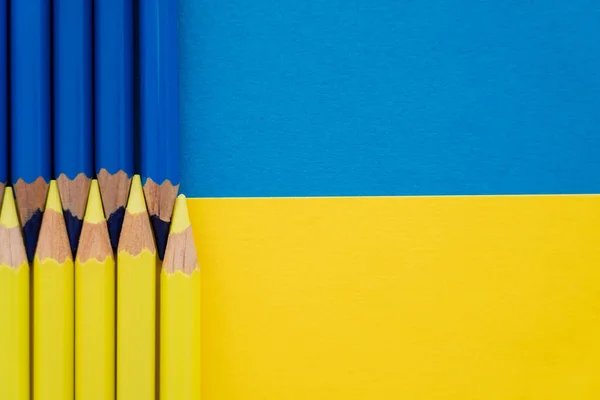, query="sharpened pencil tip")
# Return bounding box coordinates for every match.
[150,216,170,260]
[107,207,125,251]
[127,175,147,214]
[169,194,190,234]
[64,210,84,256]
[23,210,43,262]
[0,187,19,228]
[45,180,63,214]
[84,180,105,224]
